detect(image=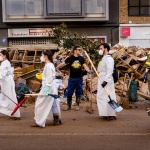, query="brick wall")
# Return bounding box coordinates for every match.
[119,0,150,24]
